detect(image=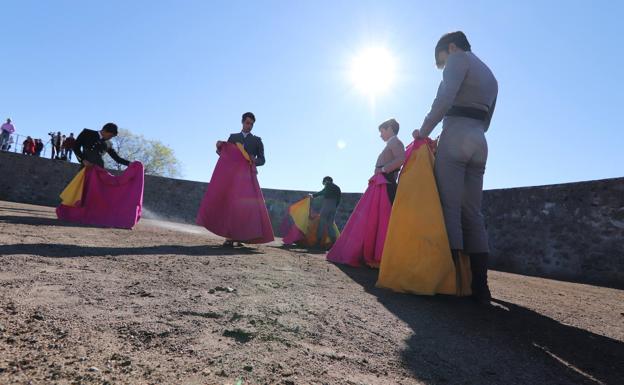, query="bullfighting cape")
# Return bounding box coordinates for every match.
[376,139,471,295]
[281,196,340,248]
[326,174,392,268]
[56,162,144,229]
[196,142,274,244]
